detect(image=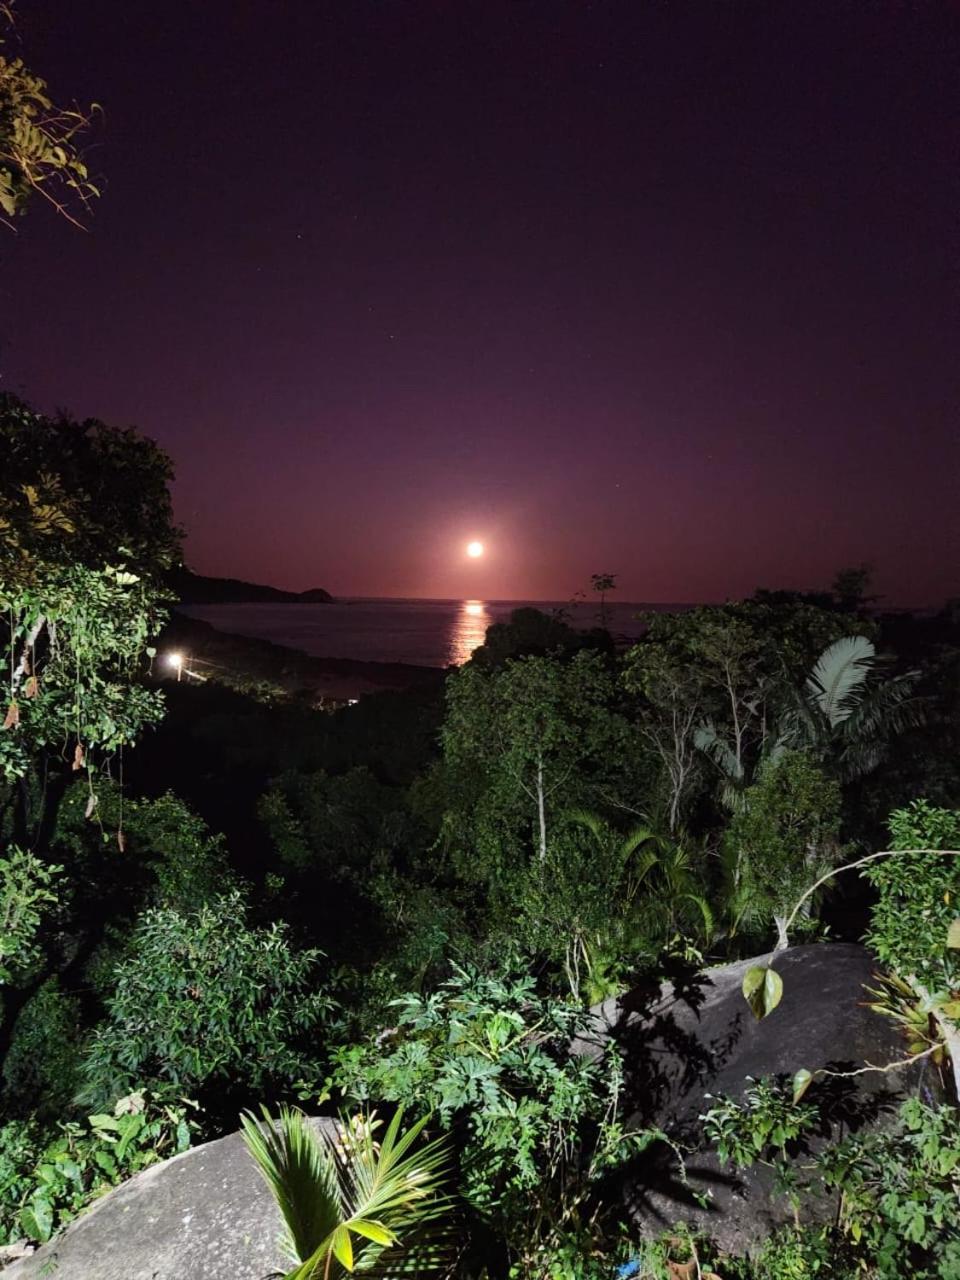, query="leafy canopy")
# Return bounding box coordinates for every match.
[0,5,100,227]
